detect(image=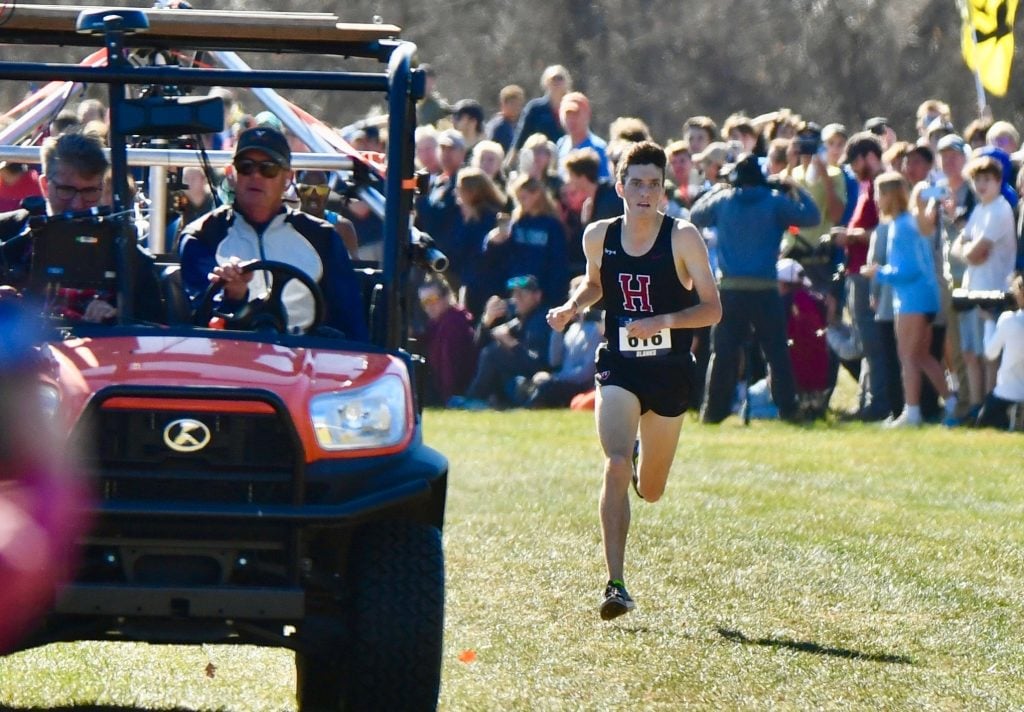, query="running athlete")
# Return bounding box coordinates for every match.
[546,141,721,620]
